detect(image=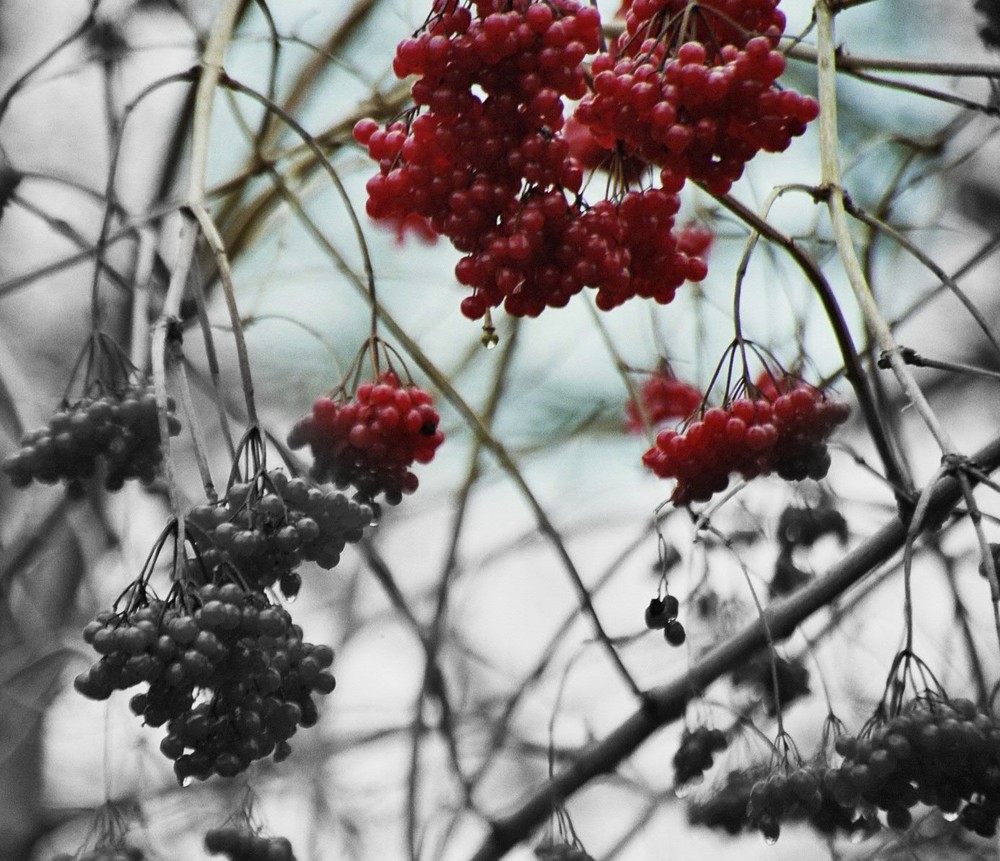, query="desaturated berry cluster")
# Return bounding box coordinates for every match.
[204,827,296,861]
[185,470,372,594]
[287,371,444,504]
[776,503,848,550]
[578,1,817,195]
[625,370,701,432]
[534,842,595,861]
[51,849,143,861]
[825,697,1000,837]
[641,381,850,505]
[688,766,870,838]
[746,766,824,841]
[74,584,336,784]
[731,653,810,717]
[643,594,686,646]
[687,769,756,834]
[2,382,181,492]
[673,726,728,786]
